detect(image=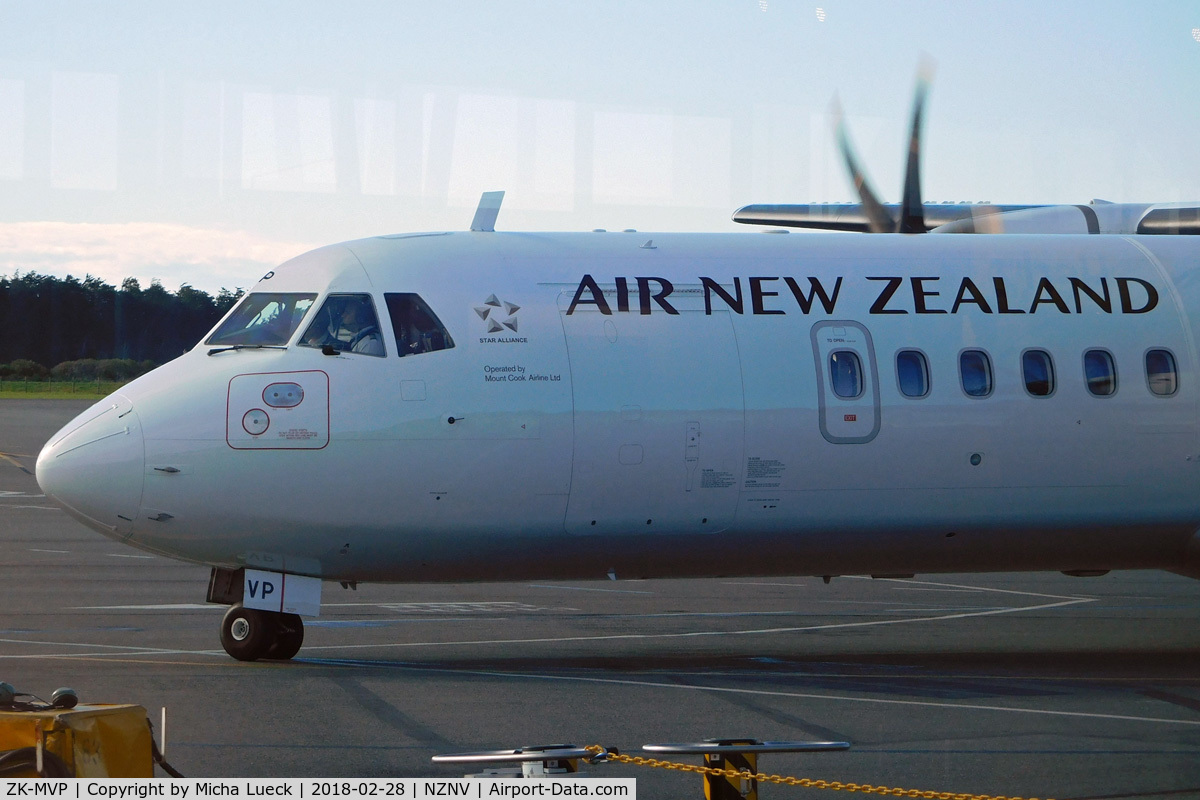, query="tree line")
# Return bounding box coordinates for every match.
[0,272,243,377]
